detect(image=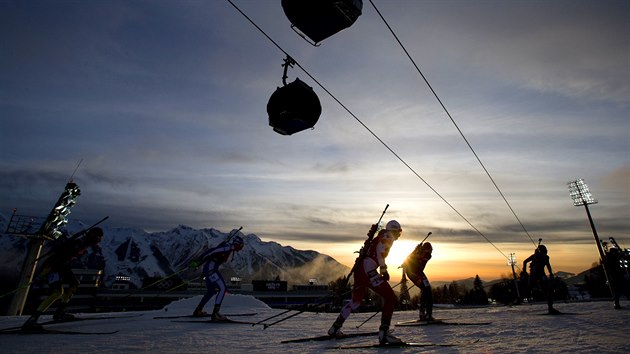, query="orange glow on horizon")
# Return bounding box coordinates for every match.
[317,241,601,283]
